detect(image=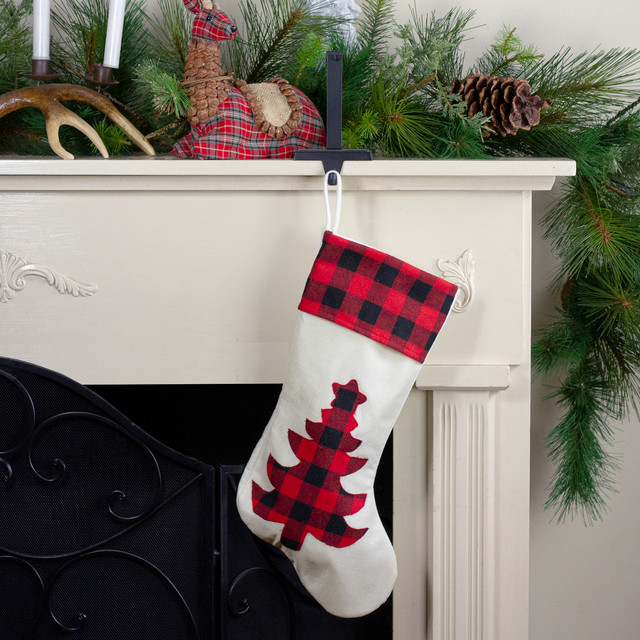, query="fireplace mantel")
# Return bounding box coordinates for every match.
[0,156,570,191]
[0,157,575,640]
